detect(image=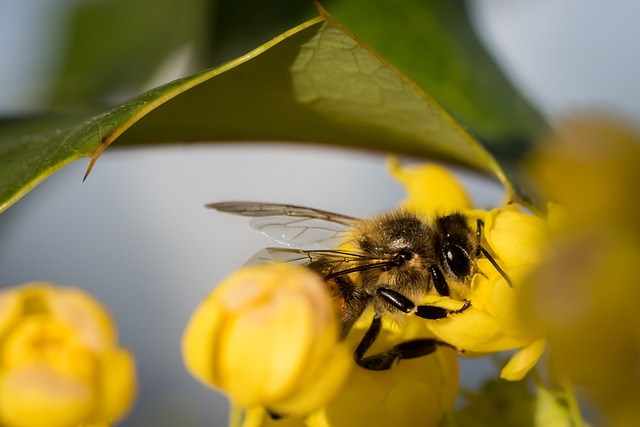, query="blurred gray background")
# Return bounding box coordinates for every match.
[1,0,639,426]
